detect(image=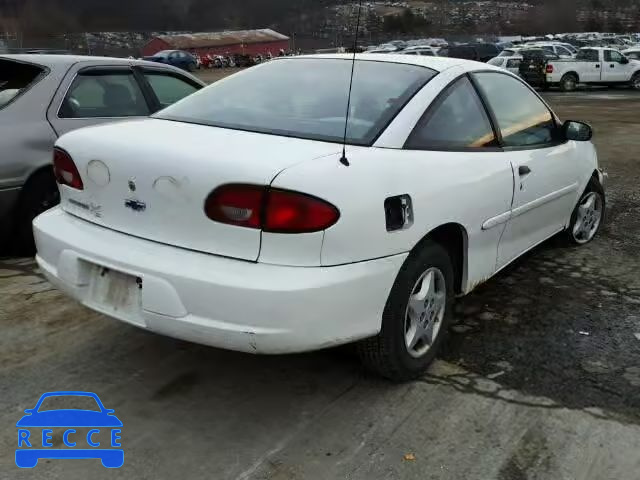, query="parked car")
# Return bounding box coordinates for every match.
[518,48,560,89]
[497,48,523,58]
[0,54,205,253]
[488,55,523,75]
[546,47,640,91]
[525,42,576,58]
[622,48,640,60]
[400,46,440,57]
[440,43,501,62]
[143,50,198,72]
[34,54,606,381]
